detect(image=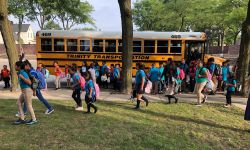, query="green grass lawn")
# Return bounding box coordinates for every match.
[0,99,249,150]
